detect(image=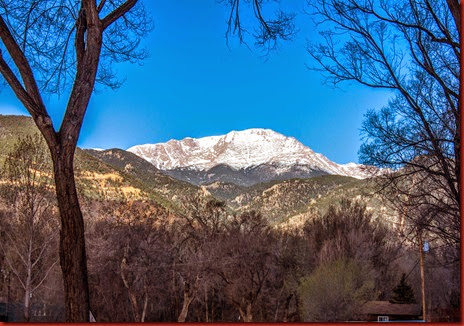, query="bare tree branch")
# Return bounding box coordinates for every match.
[101,0,137,30]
